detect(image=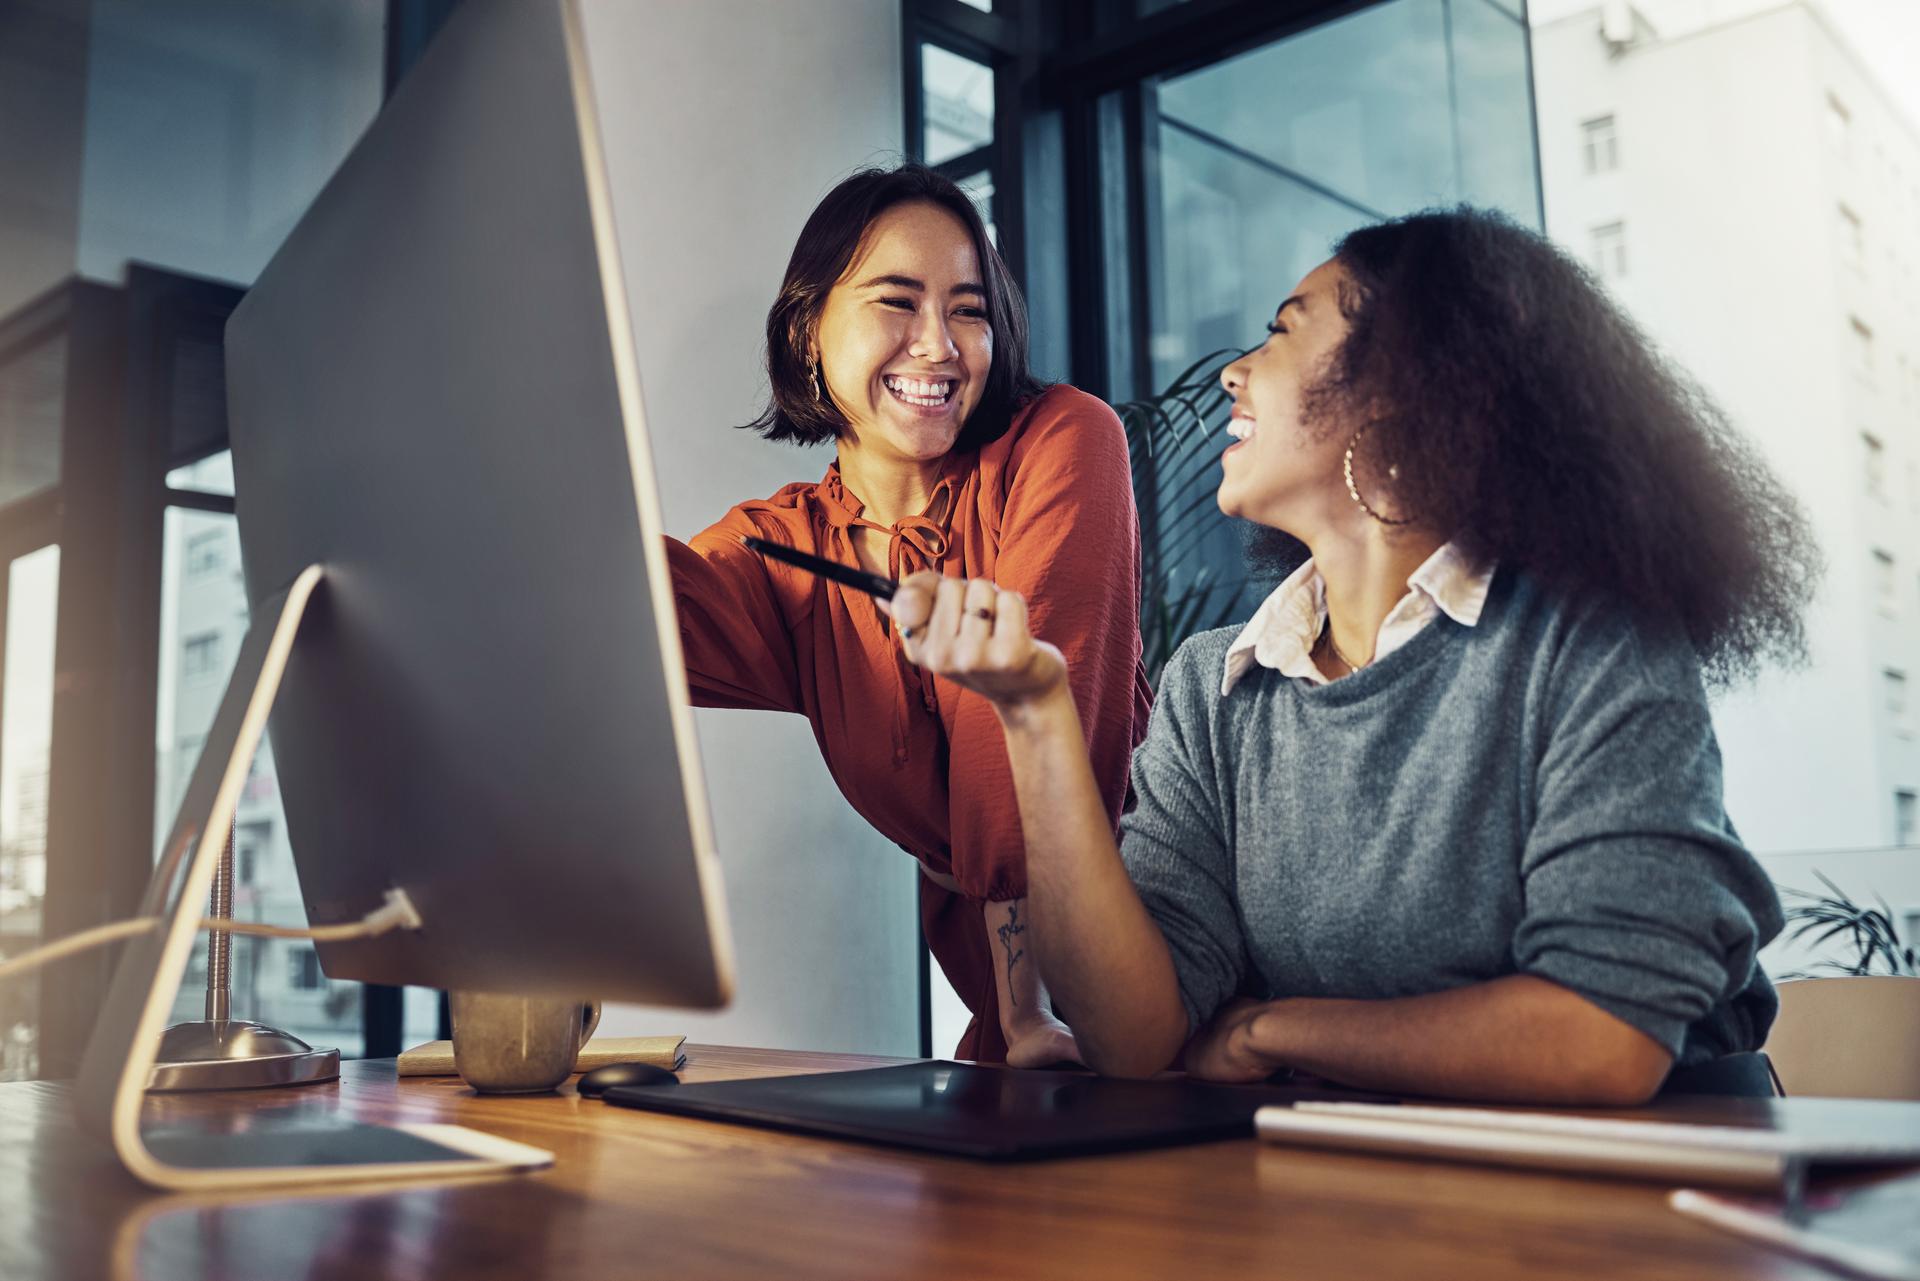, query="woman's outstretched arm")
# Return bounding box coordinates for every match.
[889,572,1187,1076]
[889,571,1682,1101]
